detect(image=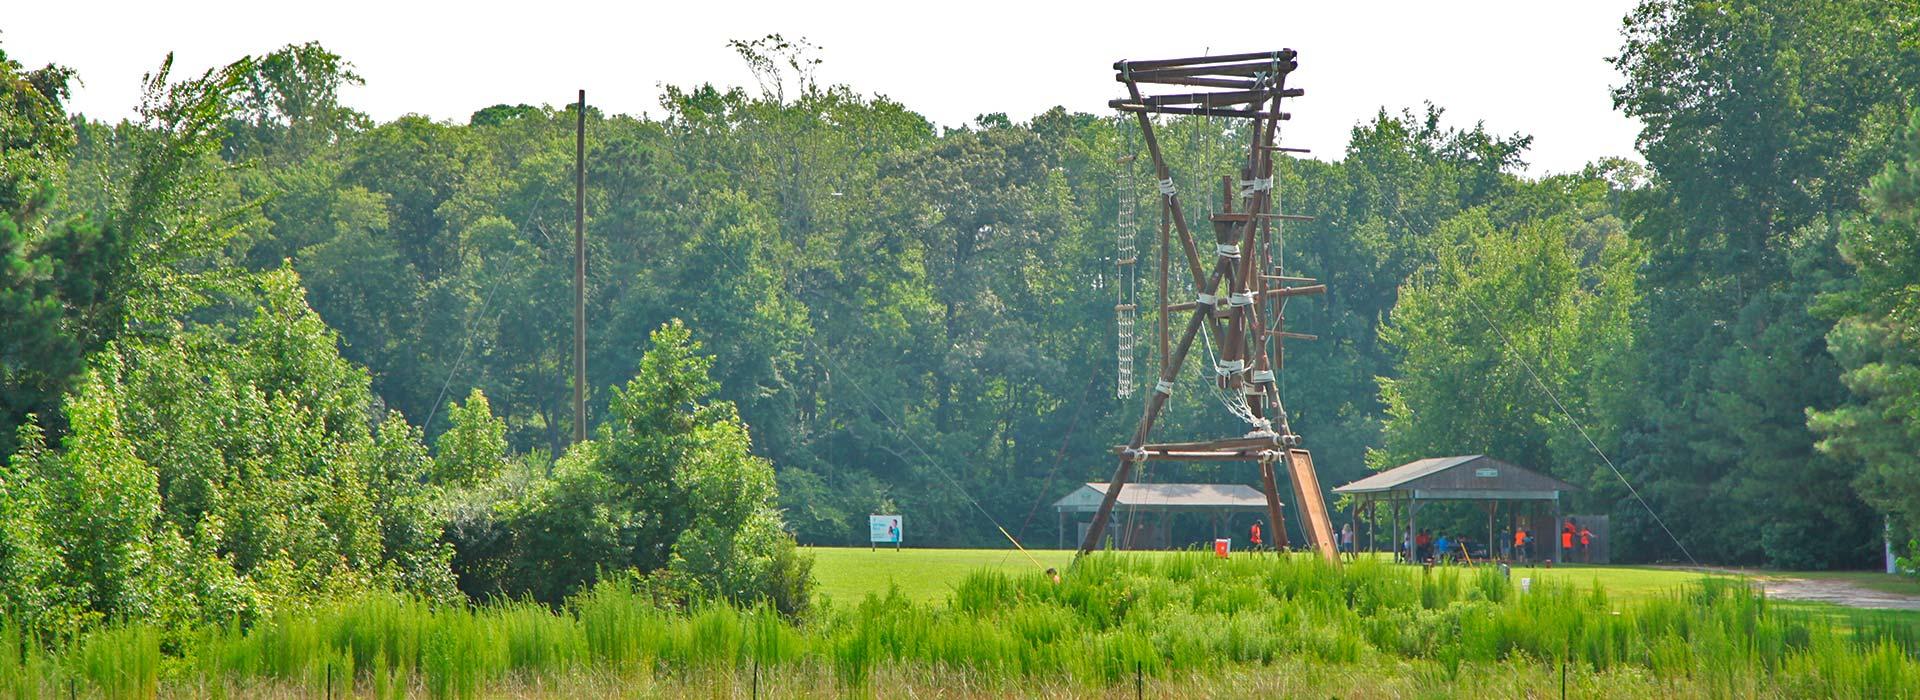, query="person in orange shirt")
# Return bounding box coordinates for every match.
[1513,527,1528,563]
[1579,525,1593,563]
[1561,520,1576,560]
[1250,520,1264,552]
